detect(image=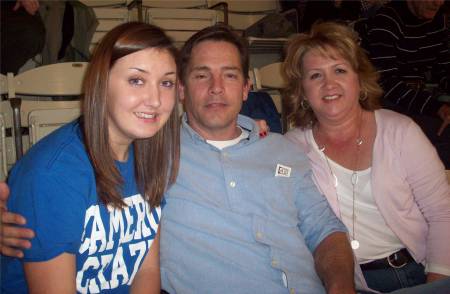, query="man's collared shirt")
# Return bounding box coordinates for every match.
[160,114,347,294]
